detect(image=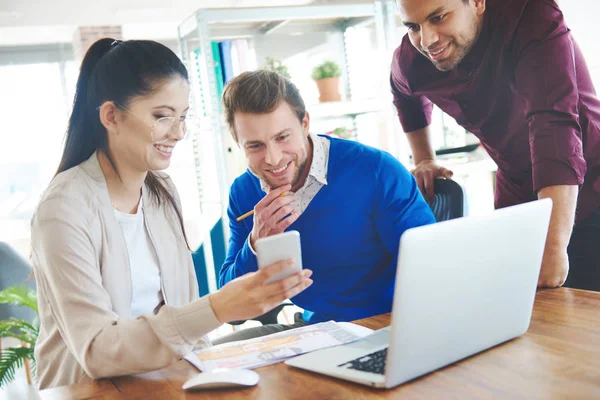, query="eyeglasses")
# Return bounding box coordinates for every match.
[115,103,200,144]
